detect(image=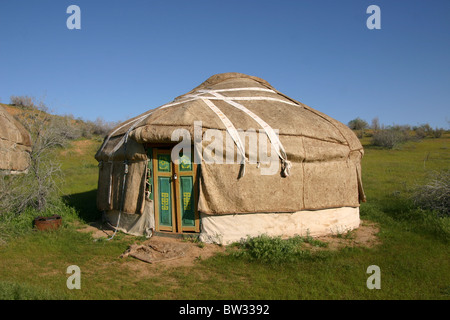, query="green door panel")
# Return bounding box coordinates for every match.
[153,147,198,233]
[180,176,195,227]
[157,154,171,172]
[179,153,192,172]
[158,176,172,227]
